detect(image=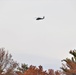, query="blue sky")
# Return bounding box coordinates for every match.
[0,0,76,70]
